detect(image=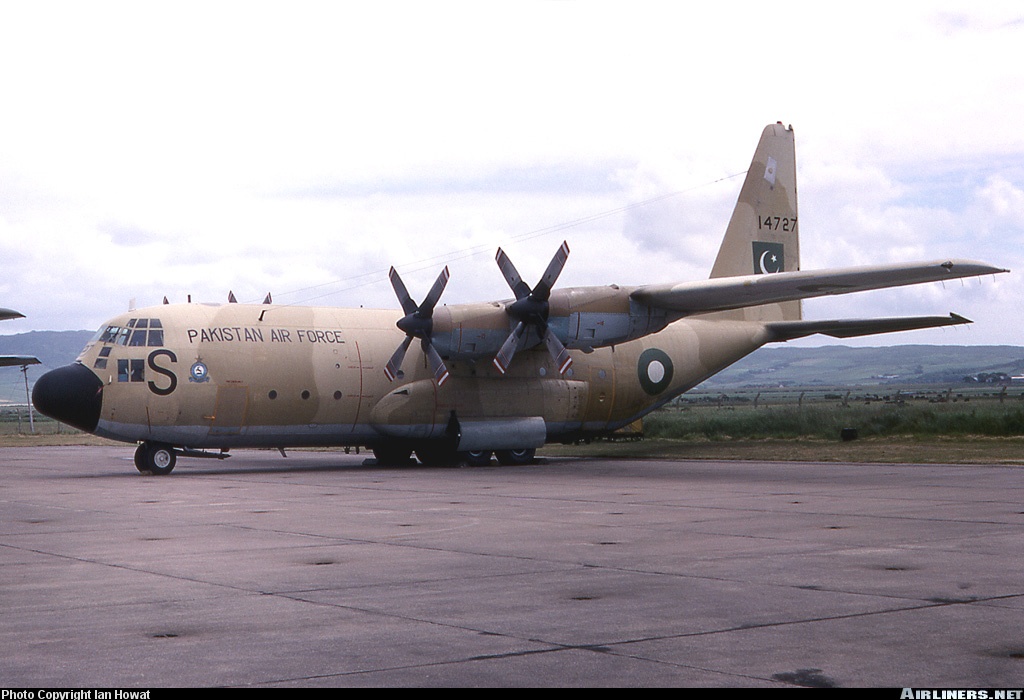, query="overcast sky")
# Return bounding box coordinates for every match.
[1,2,1021,348]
